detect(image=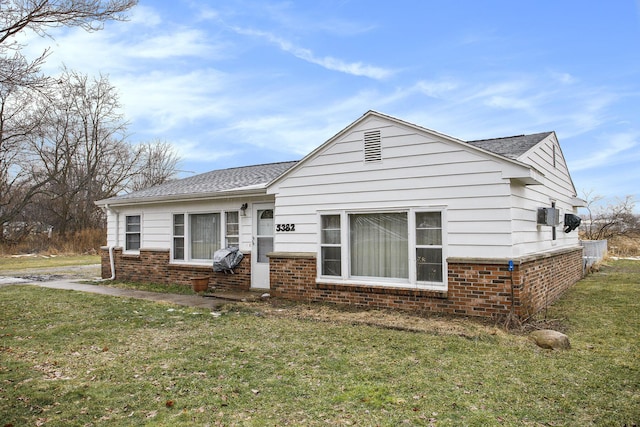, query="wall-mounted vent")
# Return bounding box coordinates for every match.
[364,130,382,163]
